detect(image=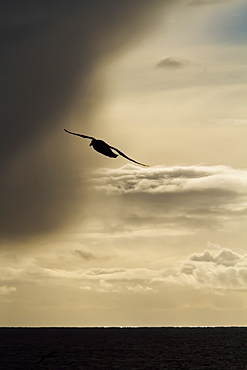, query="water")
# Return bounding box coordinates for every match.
[0,327,246,369]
